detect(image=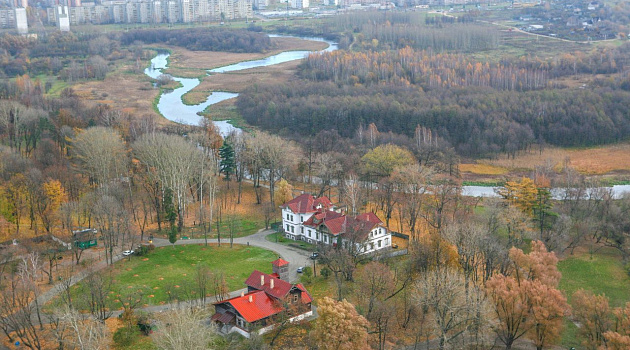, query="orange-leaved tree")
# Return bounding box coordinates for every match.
[602,302,630,350]
[572,289,611,349]
[486,241,570,350]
